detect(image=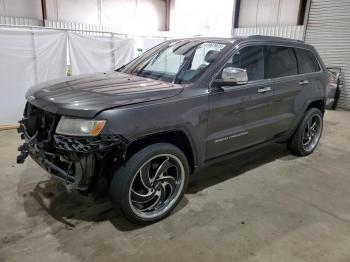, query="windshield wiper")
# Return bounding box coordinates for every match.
[115,65,126,72]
